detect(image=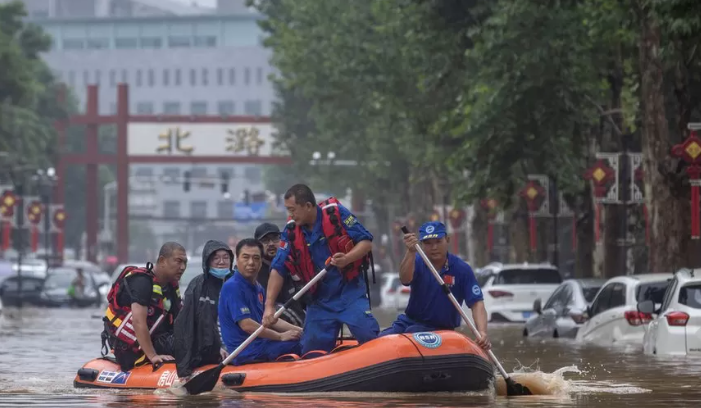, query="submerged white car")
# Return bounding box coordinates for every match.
[640,268,701,356]
[575,273,671,345]
[464,262,562,322]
